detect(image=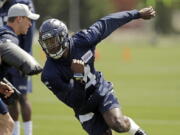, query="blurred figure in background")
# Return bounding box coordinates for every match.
[0,1,39,135]
[39,6,155,135]
[0,82,14,135]
[0,73,14,135]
